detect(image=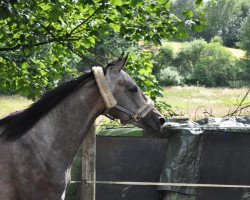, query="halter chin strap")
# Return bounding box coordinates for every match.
[92,66,154,123]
